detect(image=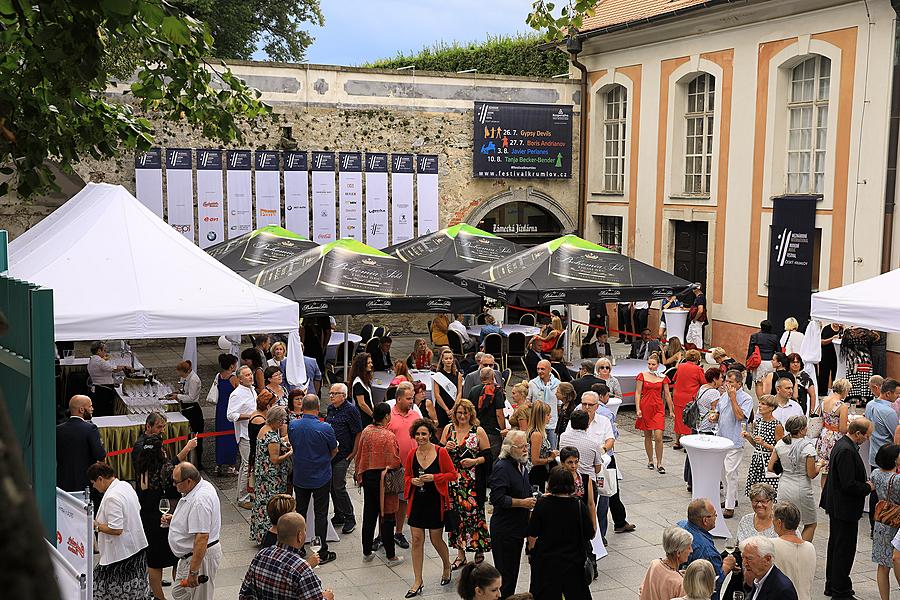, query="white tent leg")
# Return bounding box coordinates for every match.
[566,304,573,363]
[344,315,350,382]
[183,337,197,369]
